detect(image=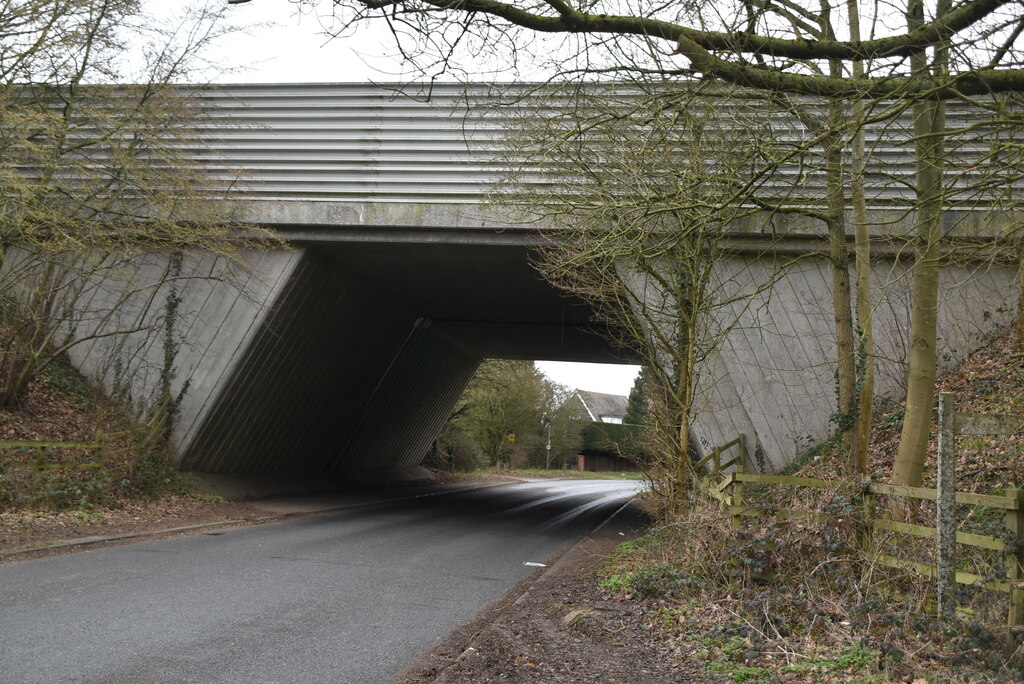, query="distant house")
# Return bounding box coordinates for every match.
[574,390,628,424]
[568,390,638,472]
